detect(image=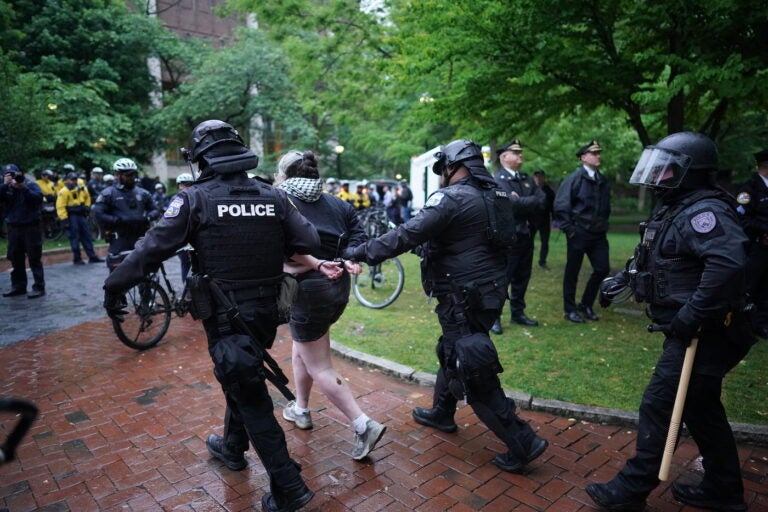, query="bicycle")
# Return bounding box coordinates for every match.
[41,202,64,240]
[108,248,191,350]
[352,206,405,309]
